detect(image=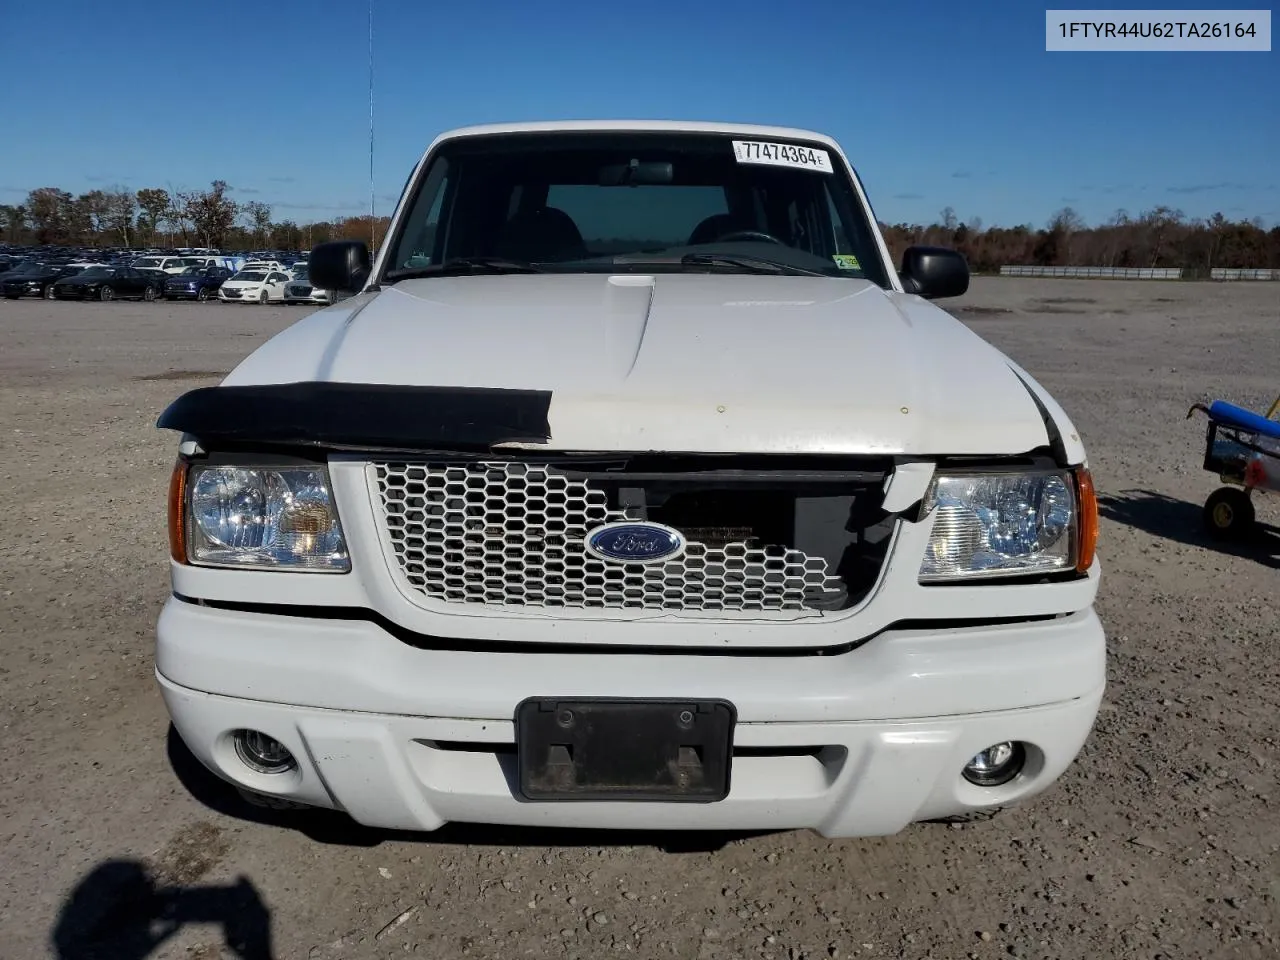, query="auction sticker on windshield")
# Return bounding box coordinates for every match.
[732,140,833,173]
